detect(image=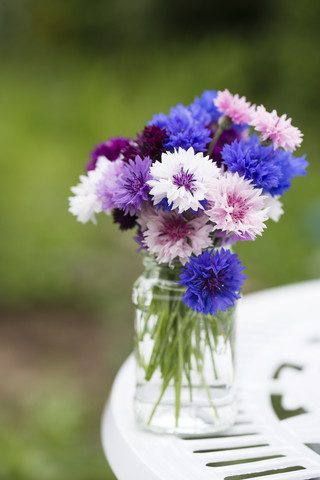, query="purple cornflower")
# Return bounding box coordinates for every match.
[95,159,124,213]
[134,228,148,252]
[172,167,196,191]
[179,249,247,315]
[113,155,152,215]
[87,137,130,171]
